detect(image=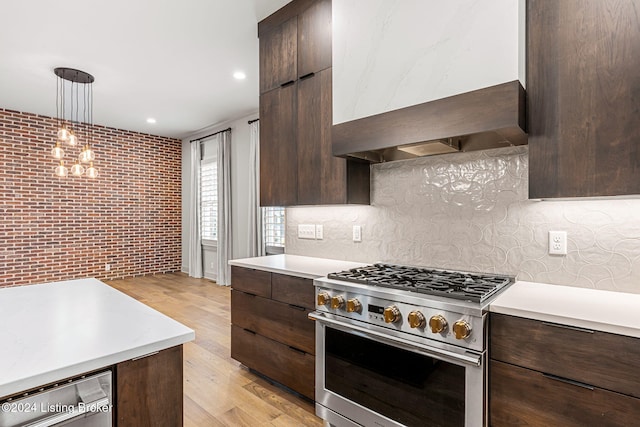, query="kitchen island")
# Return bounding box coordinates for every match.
[0,278,194,424]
